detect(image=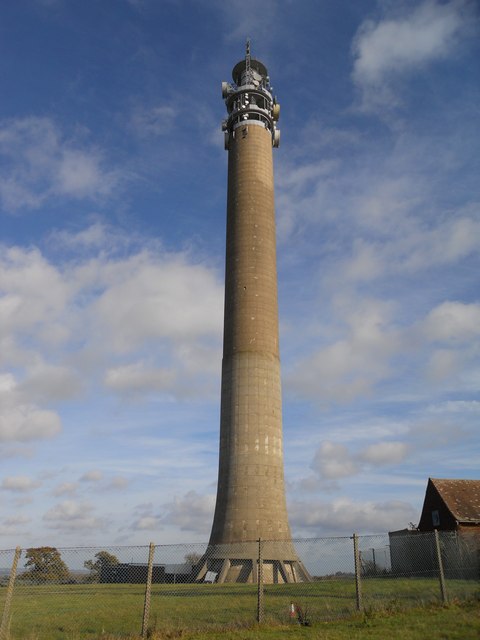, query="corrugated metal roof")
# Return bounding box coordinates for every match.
[431,478,480,523]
